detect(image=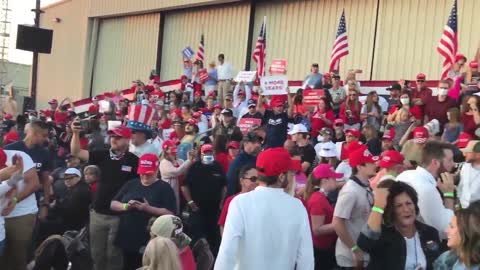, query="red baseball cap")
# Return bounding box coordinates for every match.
[312,164,343,179]
[115,111,123,116]
[413,126,428,144]
[227,141,240,150]
[378,150,404,169]
[107,125,132,139]
[48,99,58,104]
[162,140,177,151]
[3,113,12,120]
[256,147,296,177]
[0,148,6,169]
[349,145,379,167]
[237,90,245,96]
[469,61,479,69]
[270,97,285,107]
[345,129,361,138]
[187,118,198,126]
[137,153,159,175]
[334,119,344,126]
[455,53,466,63]
[194,91,202,97]
[3,131,19,145]
[457,132,472,148]
[201,144,213,154]
[192,111,202,119]
[323,73,331,79]
[382,128,395,141]
[213,104,222,110]
[416,73,426,81]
